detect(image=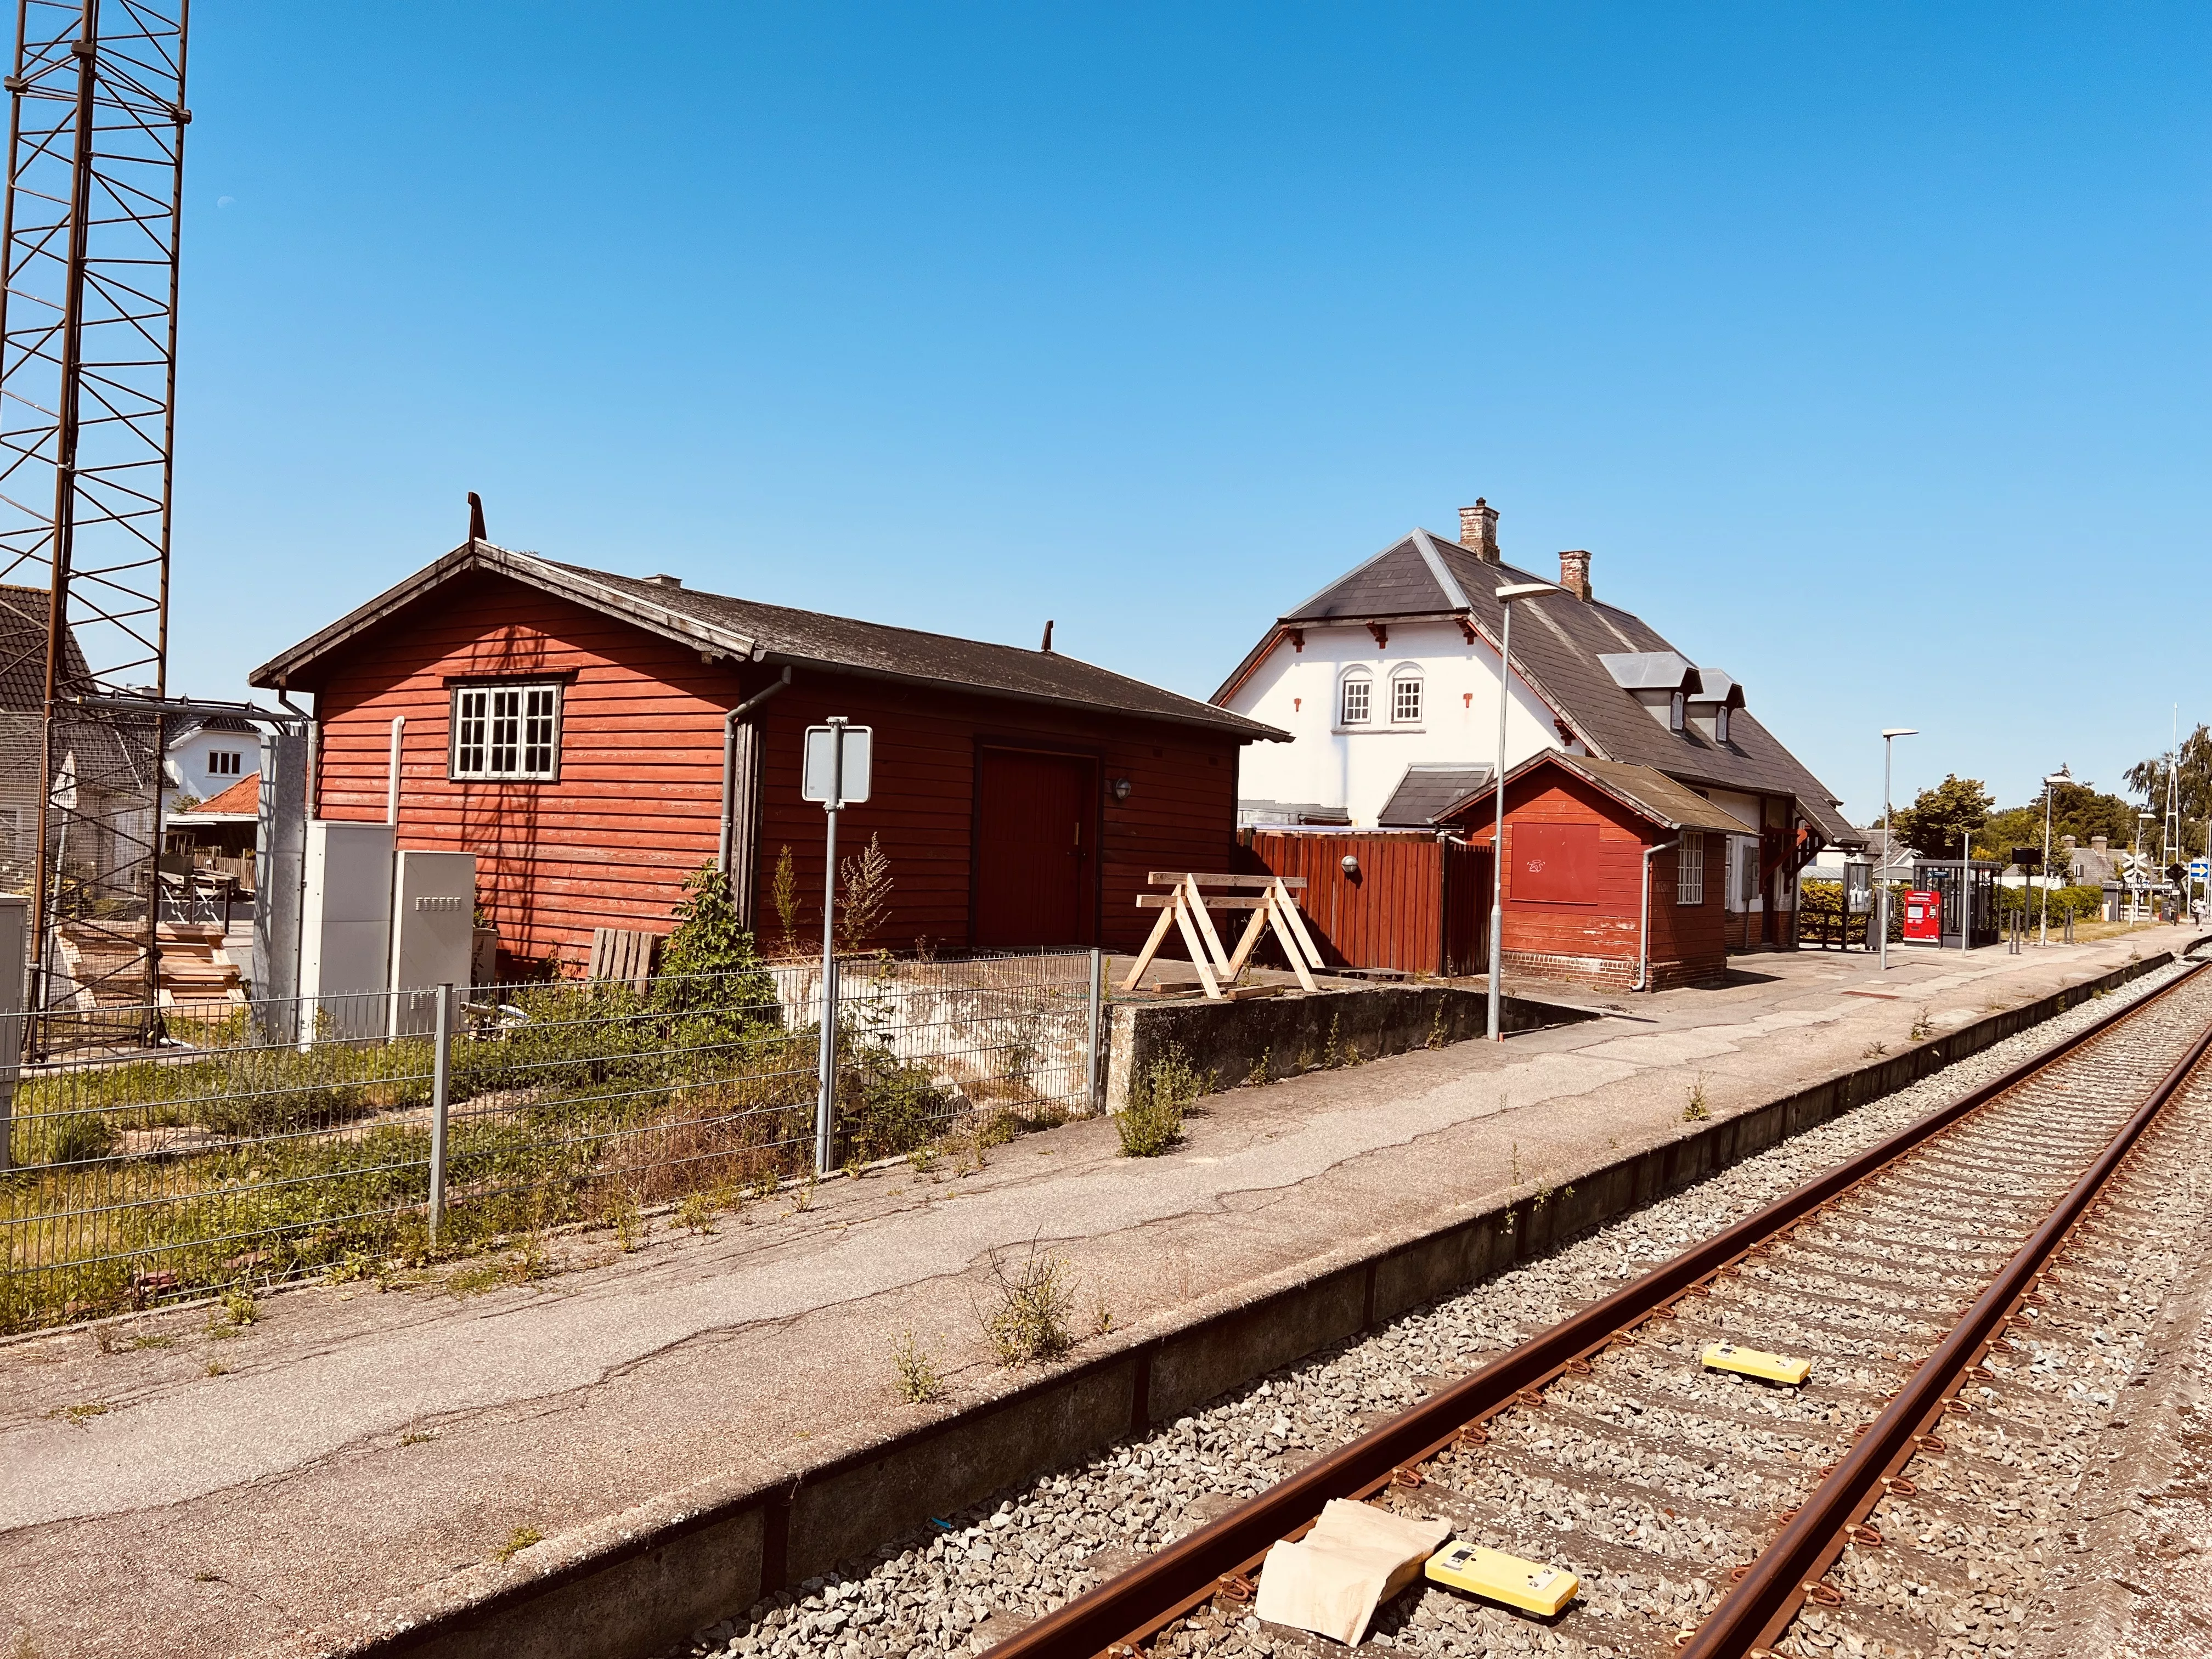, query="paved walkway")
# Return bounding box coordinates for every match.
[0,926,2191,1657]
